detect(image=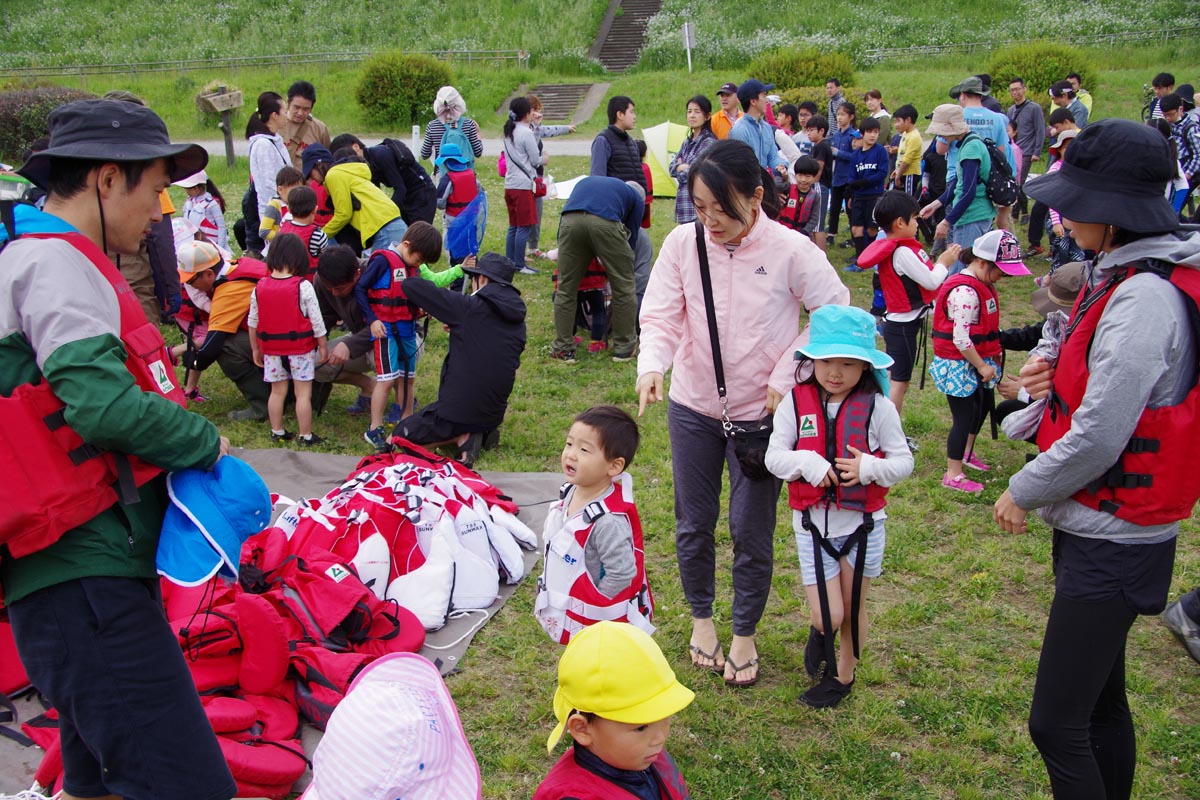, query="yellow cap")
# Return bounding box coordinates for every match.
[546,622,694,753]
